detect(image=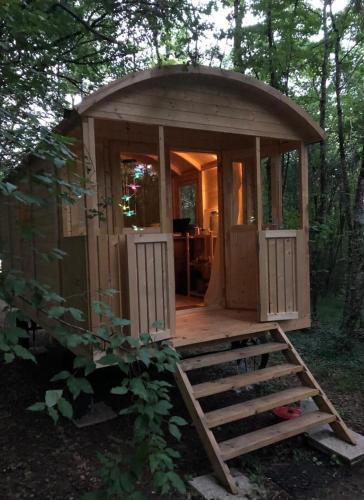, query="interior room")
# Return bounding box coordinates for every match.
[170,150,219,310]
